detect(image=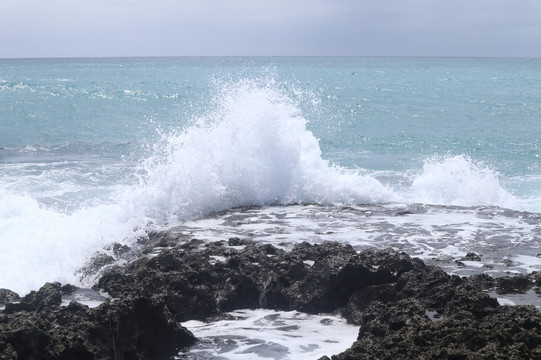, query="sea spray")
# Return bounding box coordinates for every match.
[407,155,518,208]
[121,78,396,224]
[0,189,146,294]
